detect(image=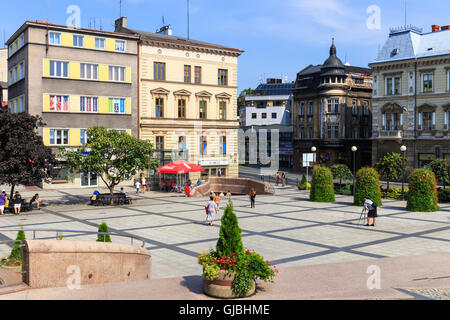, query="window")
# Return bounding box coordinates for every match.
[448,71,450,91]
[19,63,24,80]
[385,76,401,95]
[327,125,339,139]
[73,35,84,47]
[108,98,126,114]
[49,32,60,45]
[49,129,69,145]
[49,95,69,112]
[383,112,401,131]
[154,62,166,80]
[156,136,164,150]
[80,63,98,80]
[8,70,13,85]
[327,98,339,113]
[307,101,313,115]
[81,172,97,187]
[95,38,105,50]
[115,40,126,52]
[352,100,358,115]
[109,66,125,82]
[219,101,227,120]
[220,136,227,155]
[195,66,202,84]
[80,97,98,113]
[178,136,186,151]
[184,65,191,83]
[19,96,24,113]
[299,127,305,139]
[155,98,164,118]
[49,60,69,78]
[362,101,369,115]
[200,136,207,155]
[352,127,358,139]
[261,113,267,119]
[421,111,434,130]
[307,127,313,139]
[422,73,433,93]
[199,101,207,119]
[218,69,228,86]
[272,113,277,119]
[178,99,186,118]
[252,113,257,119]
[80,129,88,144]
